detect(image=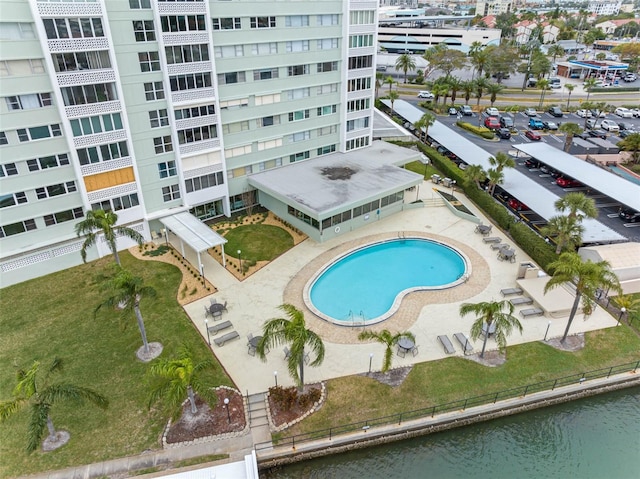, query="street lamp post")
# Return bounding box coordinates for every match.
[543,320,551,341]
[224,397,231,423]
[618,307,626,326]
[237,249,242,275]
[369,353,373,373]
[274,371,278,387]
[204,319,211,345]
